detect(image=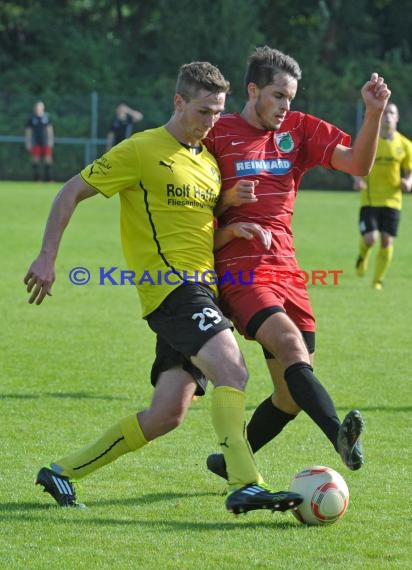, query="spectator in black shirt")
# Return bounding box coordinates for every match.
[106,103,143,150]
[25,101,54,181]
